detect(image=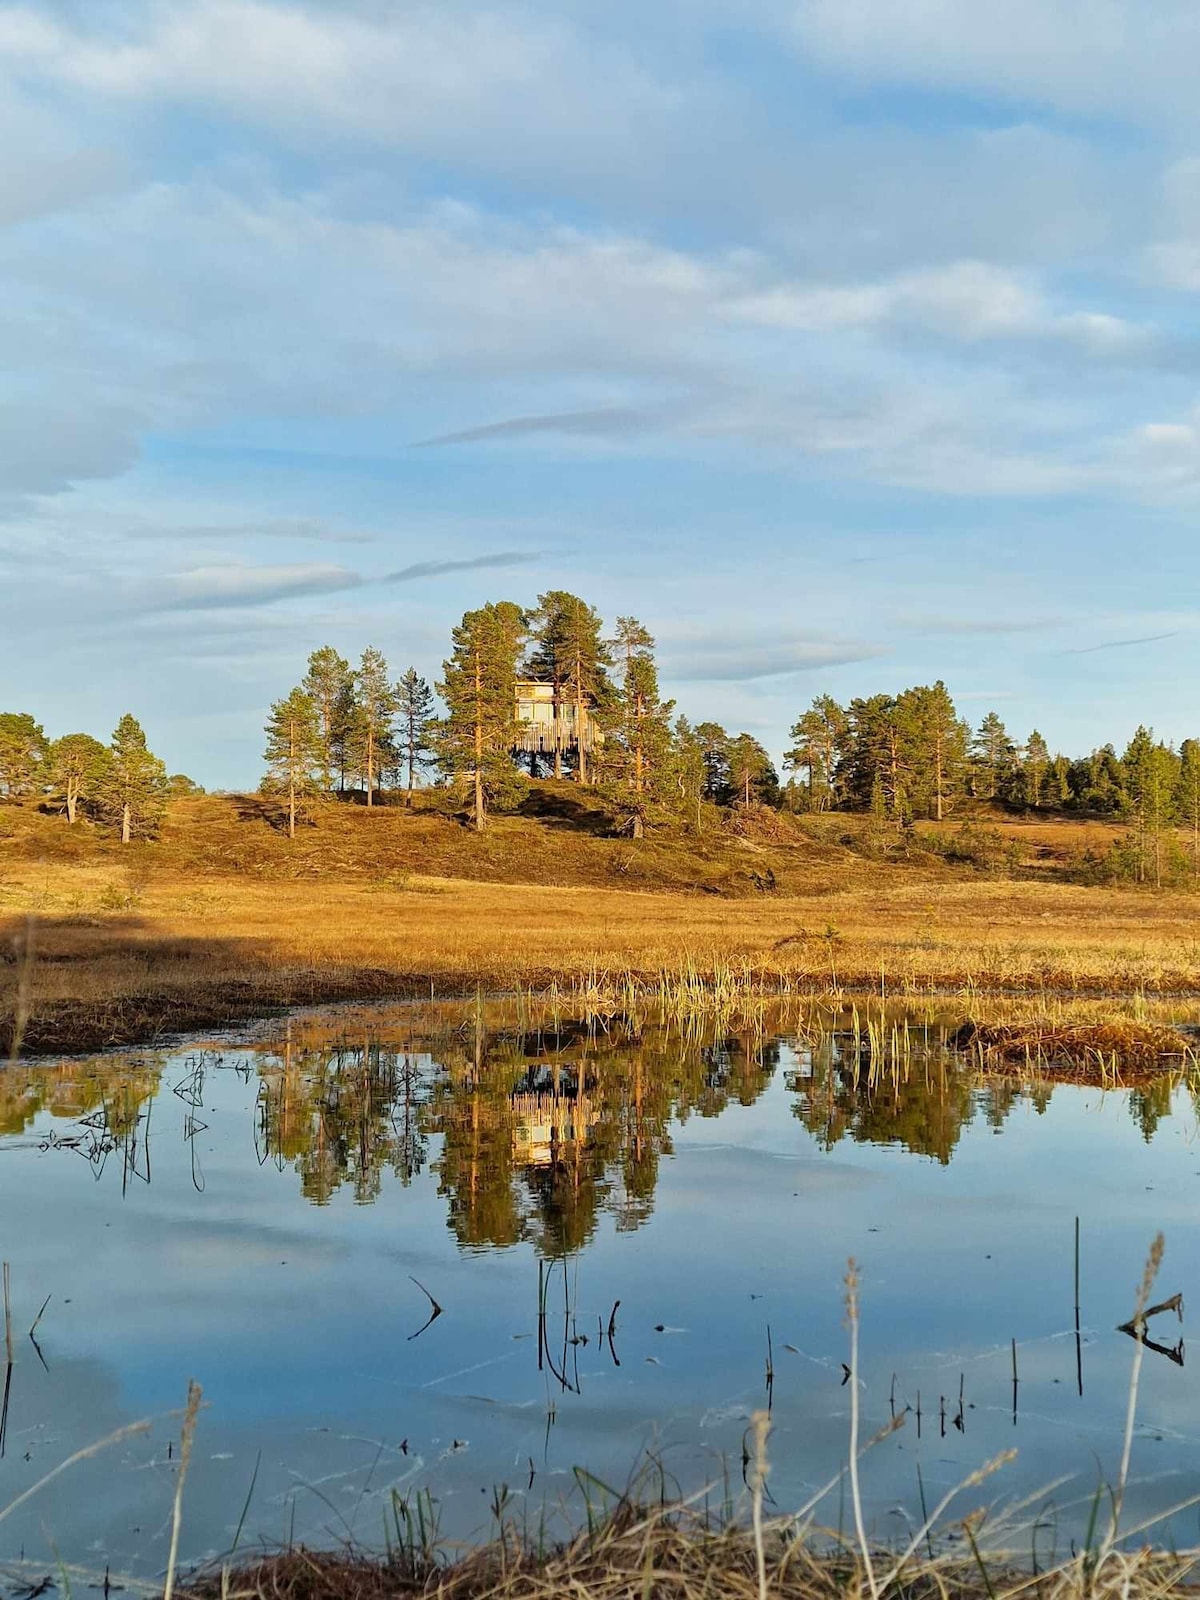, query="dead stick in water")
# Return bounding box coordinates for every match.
[29,1293,50,1339]
[1117,1291,1184,1335]
[2,1263,11,1367]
